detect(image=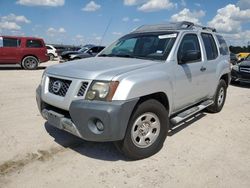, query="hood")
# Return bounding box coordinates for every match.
[239,60,250,67]
[61,51,80,56]
[46,57,161,80]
